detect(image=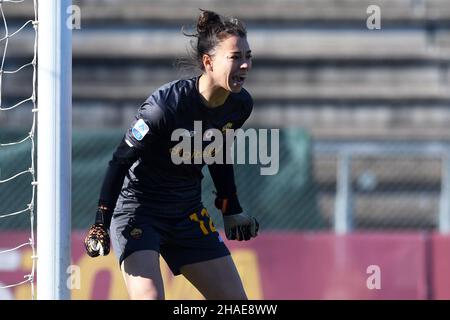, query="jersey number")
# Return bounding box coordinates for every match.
[189,208,217,235]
